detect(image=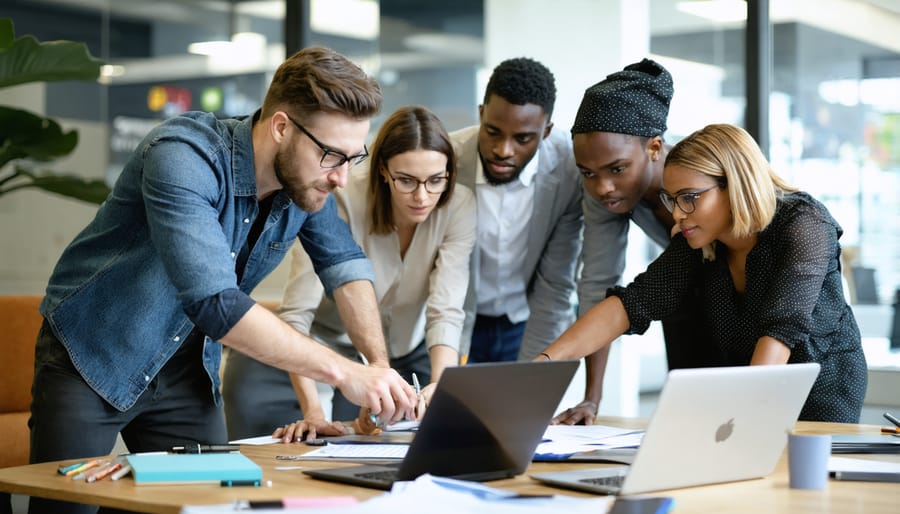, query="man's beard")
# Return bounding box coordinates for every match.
[479,154,525,186]
[274,149,333,213]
